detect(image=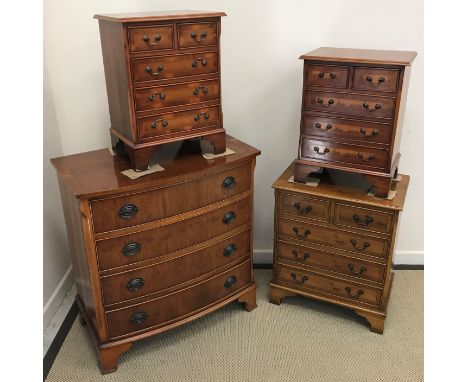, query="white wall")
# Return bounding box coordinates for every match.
[44,0,423,324]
